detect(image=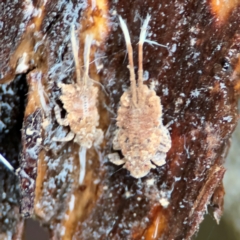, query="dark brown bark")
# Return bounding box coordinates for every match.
[1,0,240,239]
